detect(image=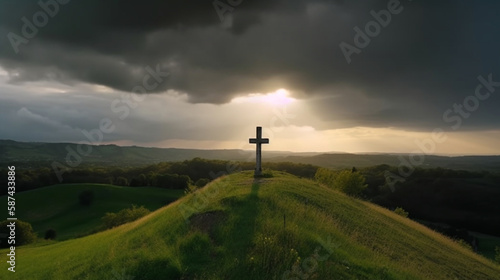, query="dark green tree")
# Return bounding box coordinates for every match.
[315,168,367,197]
[101,205,151,229]
[44,229,57,240]
[0,220,37,248]
[115,176,129,186]
[394,207,409,218]
[195,178,210,188]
